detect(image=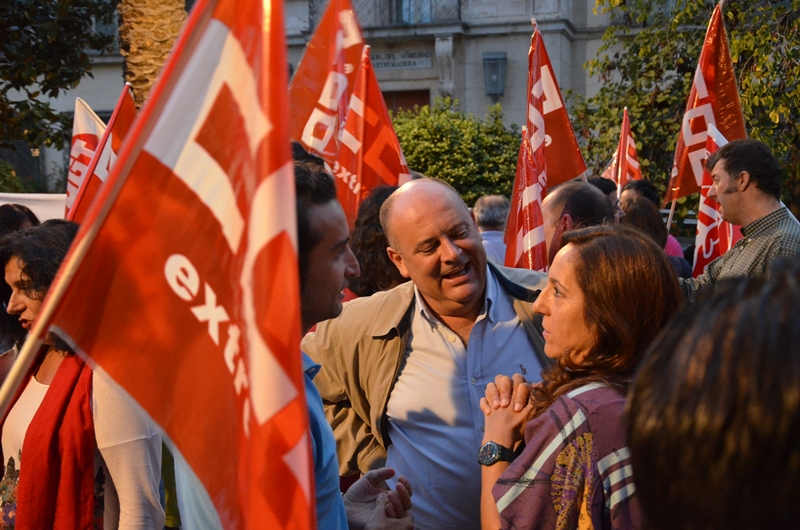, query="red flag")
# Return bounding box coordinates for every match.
[7,0,313,526]
[523,20,586,187]
[602,107,642,189]
[504,130,548,271]
[333,46,410,226]
[67,85,137,223]
[288,0,364,165]
[66,98,106,217]
[665,2,746,204]
[692,123,742,277]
